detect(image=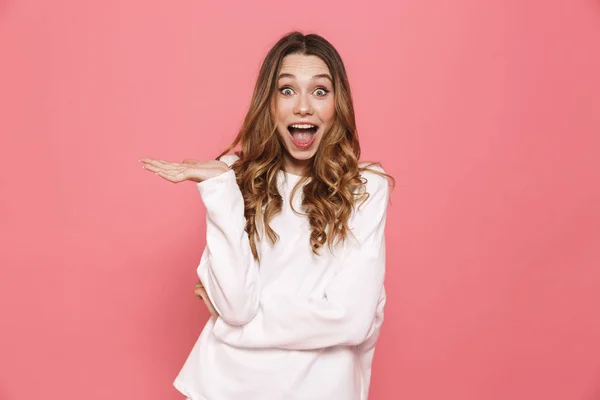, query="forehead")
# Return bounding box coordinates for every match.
[278,54,330,78]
